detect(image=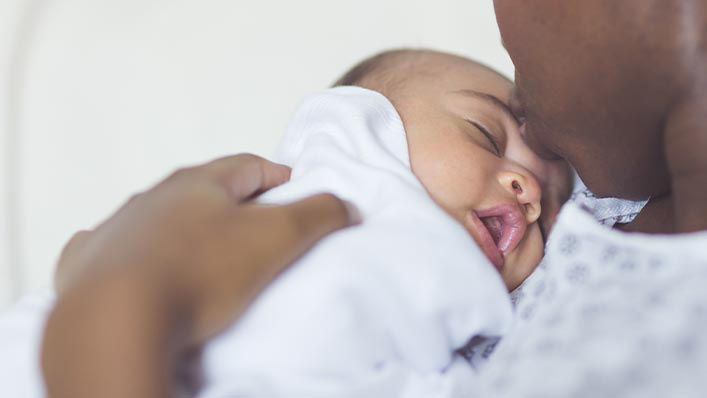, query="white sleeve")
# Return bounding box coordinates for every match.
[0,292,54,398]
